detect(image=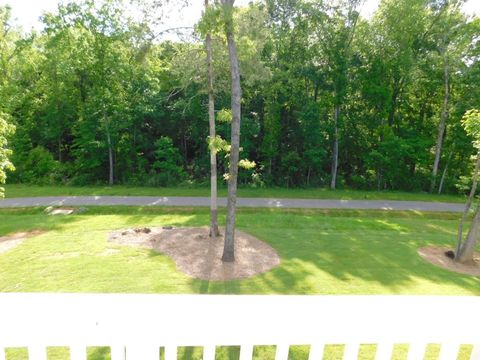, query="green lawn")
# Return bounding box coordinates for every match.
[3,184,466,203]
[0,207,477,295]
[1,207,478,360]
